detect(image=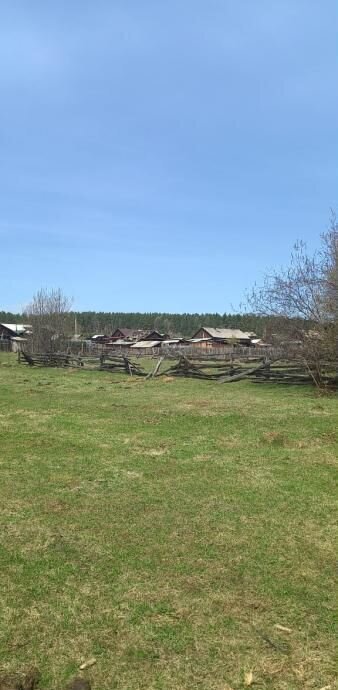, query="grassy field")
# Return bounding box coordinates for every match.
[0,353,337,690]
